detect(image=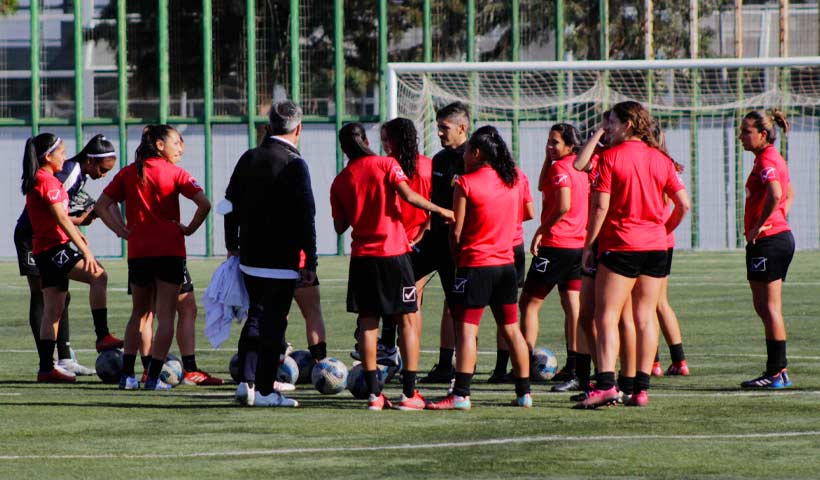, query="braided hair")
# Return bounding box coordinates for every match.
[467,126,518,188]
[382,118,419,179]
